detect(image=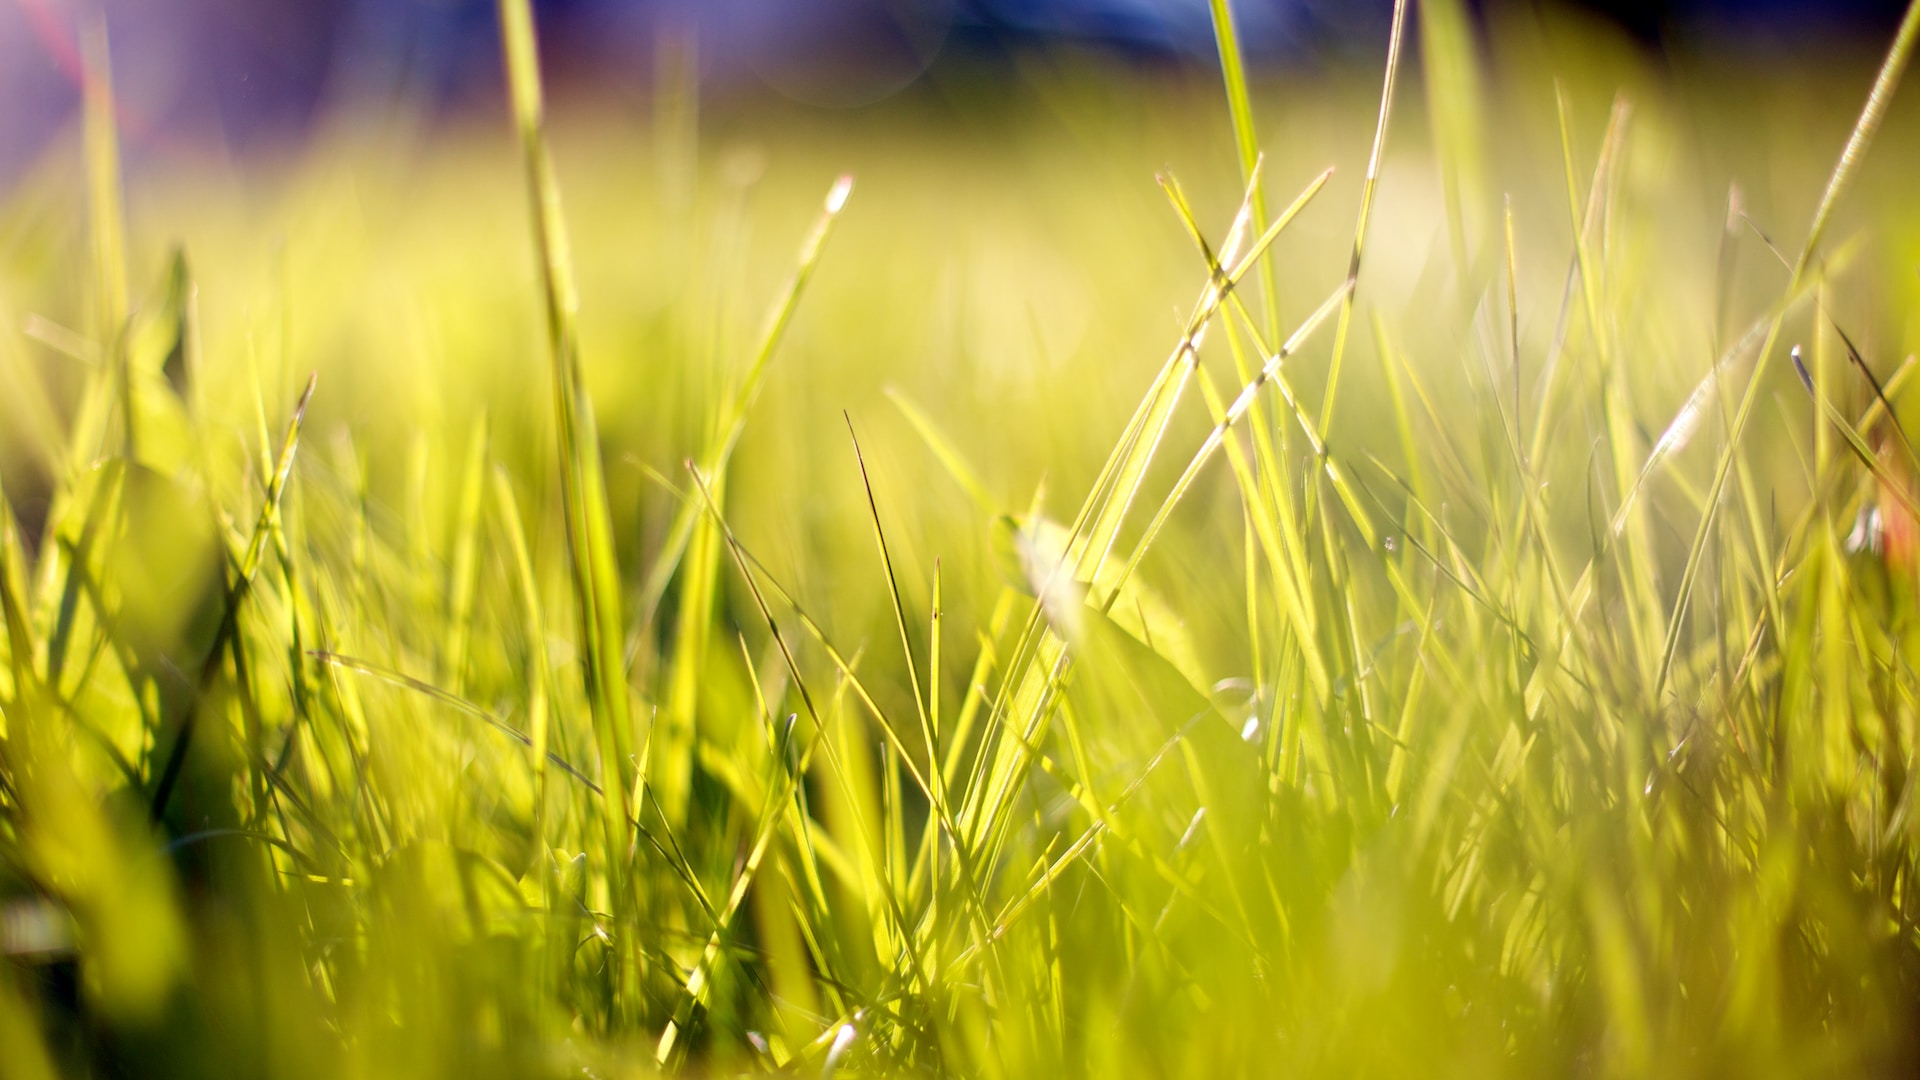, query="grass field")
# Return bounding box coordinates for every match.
[7,0,1920,1075]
